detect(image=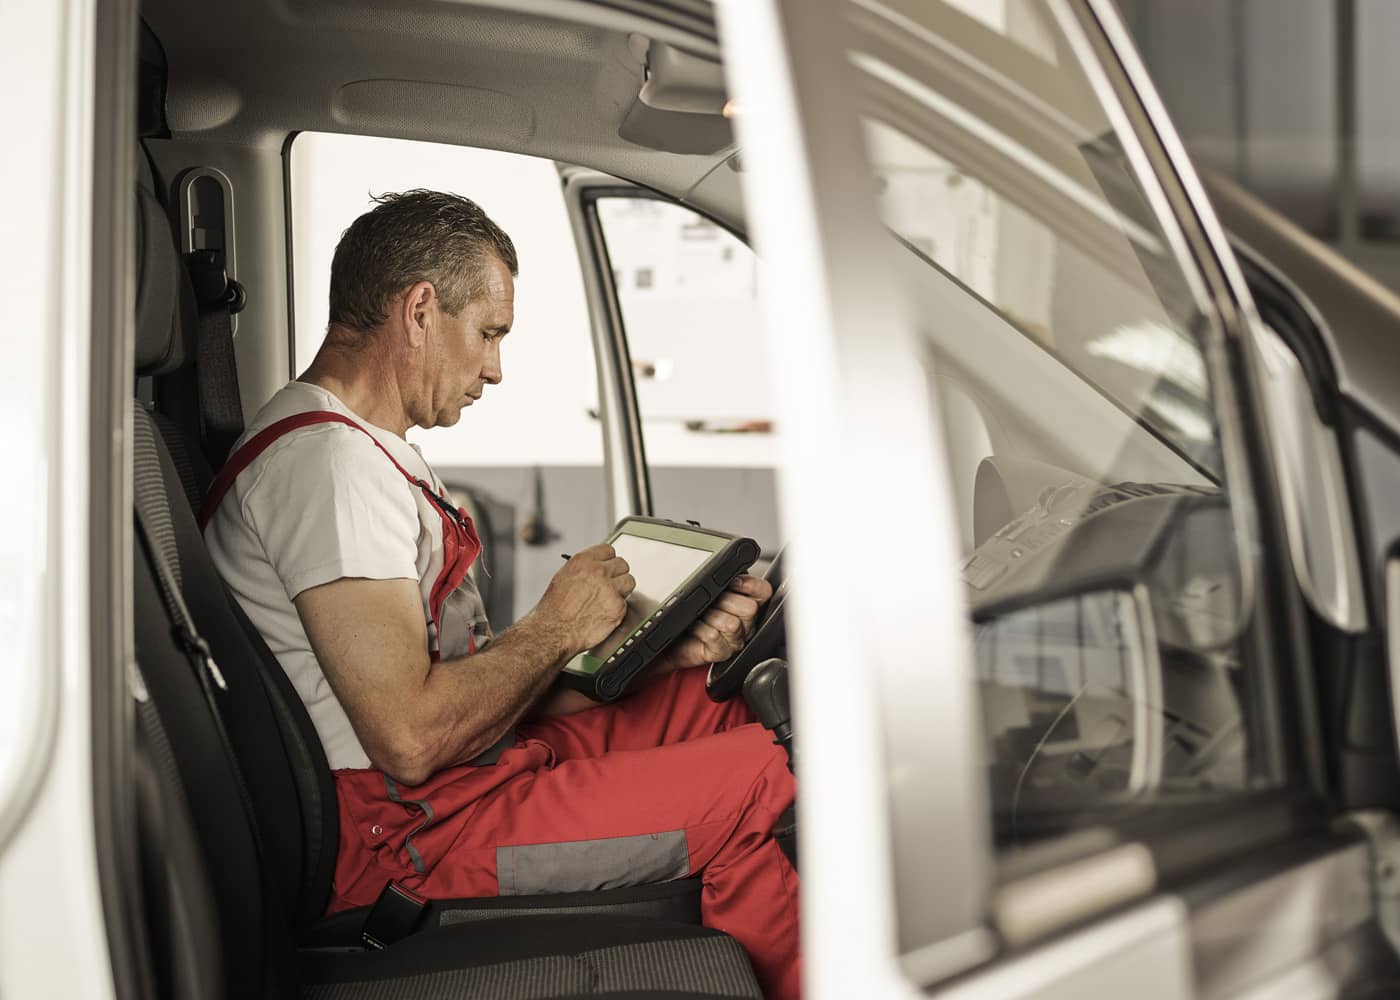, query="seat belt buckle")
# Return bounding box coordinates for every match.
[361,881,429,950]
